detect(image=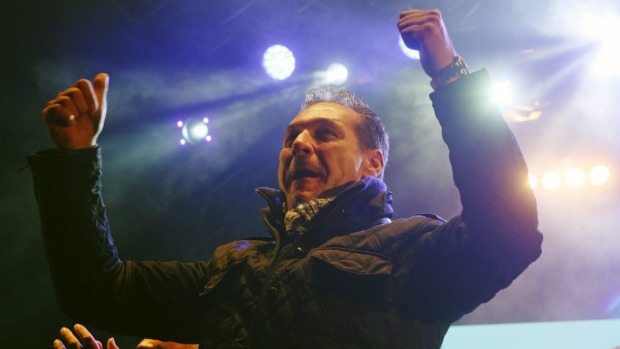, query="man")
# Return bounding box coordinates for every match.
[33,10,542,349]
